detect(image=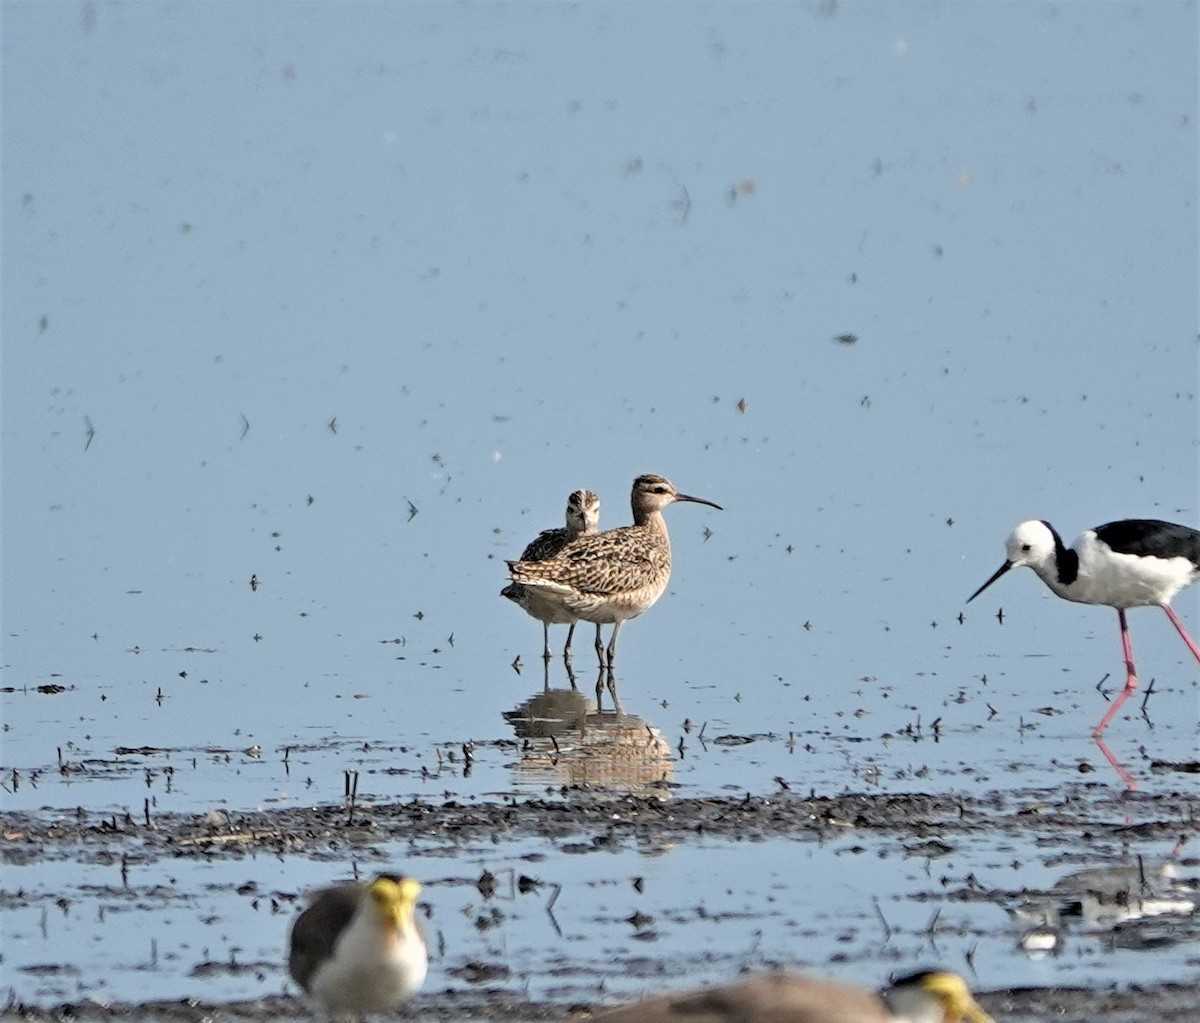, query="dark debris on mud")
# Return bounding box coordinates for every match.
[4,785,1196,865]
[5,786,1199,1022]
